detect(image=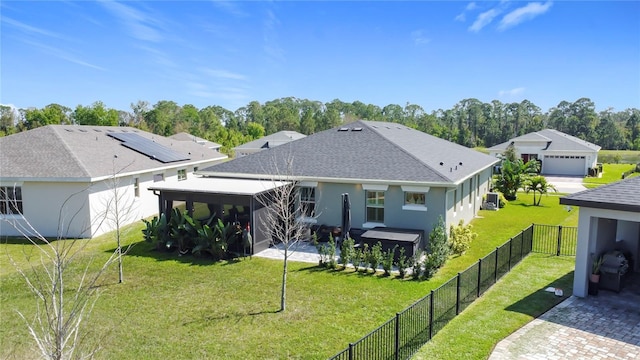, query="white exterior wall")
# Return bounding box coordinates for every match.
[0,181,93,238]
[445,168,493,228]
[1,163,215,239]
[573,207,640,297]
